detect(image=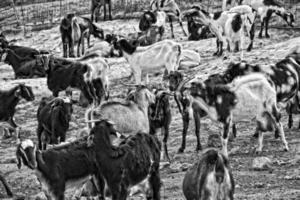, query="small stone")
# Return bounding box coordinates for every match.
[252,157,272,170]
